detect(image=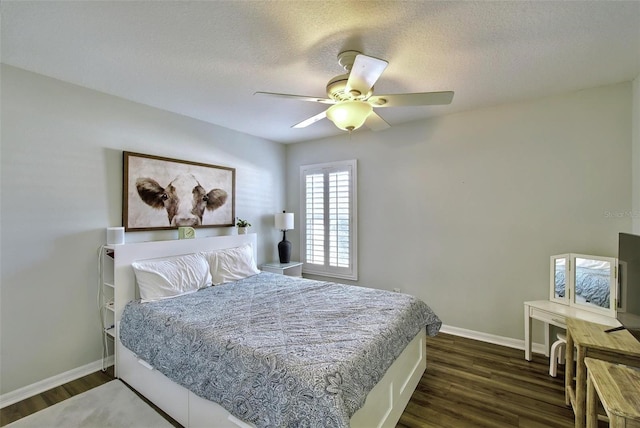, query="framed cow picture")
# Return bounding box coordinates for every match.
[123,152,235,231]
